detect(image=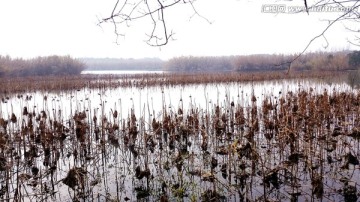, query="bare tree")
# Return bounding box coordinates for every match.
[98,0,210,46]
